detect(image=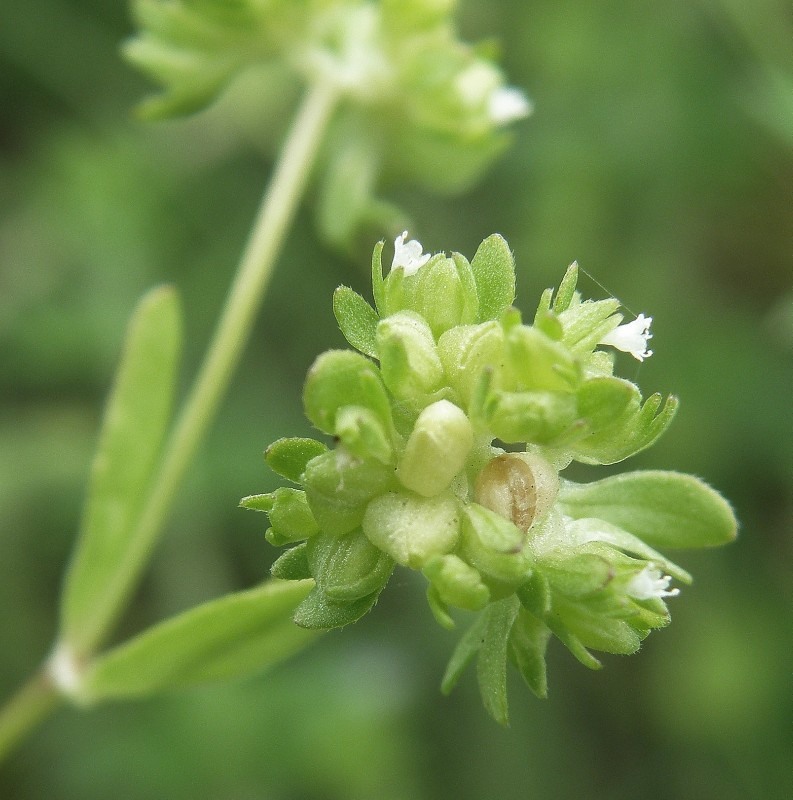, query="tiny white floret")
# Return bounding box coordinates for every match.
[392,231,431,275]
[600,313,653,361]
[626,564,680,600]
[488,86,533,125]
